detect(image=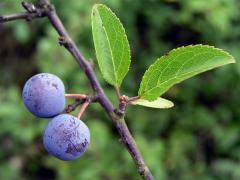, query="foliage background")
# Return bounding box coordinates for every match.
[0,0,240,179]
